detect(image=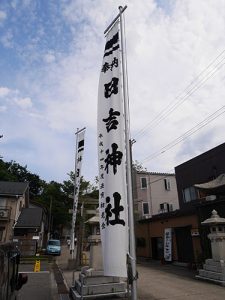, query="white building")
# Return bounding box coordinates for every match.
[133,171,179,220]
